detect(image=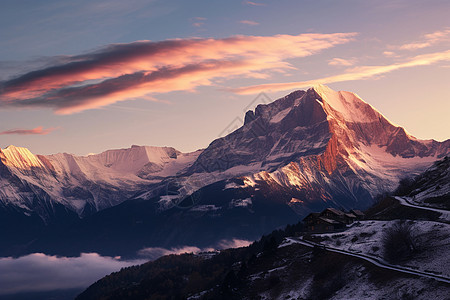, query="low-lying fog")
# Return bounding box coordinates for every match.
[0,238,251,297]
